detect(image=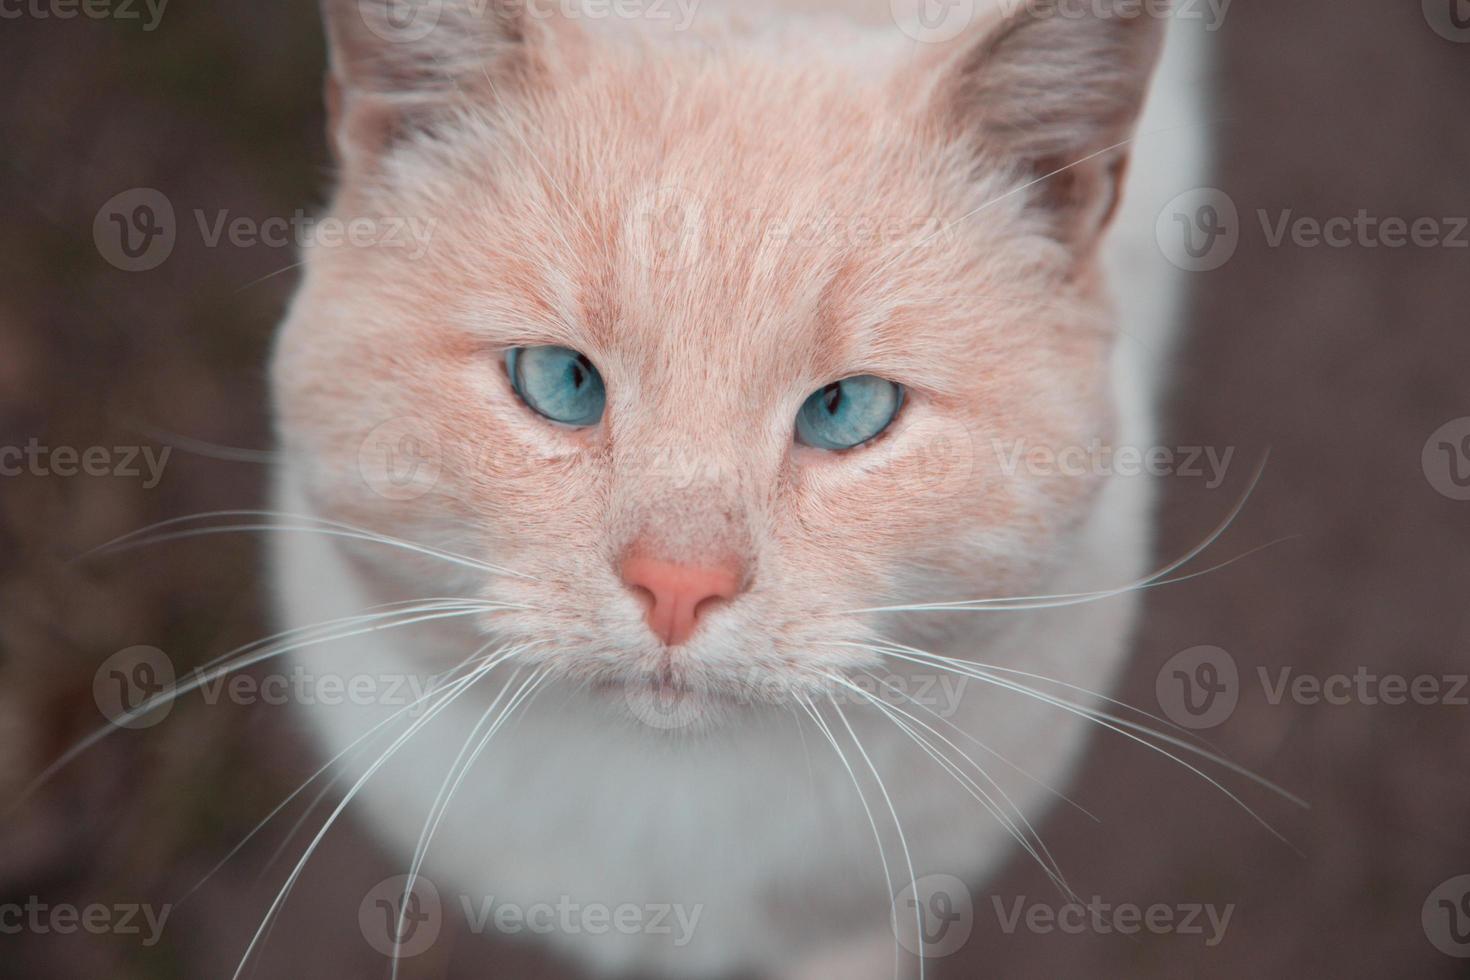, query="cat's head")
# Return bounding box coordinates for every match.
[272,0,1165,721]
